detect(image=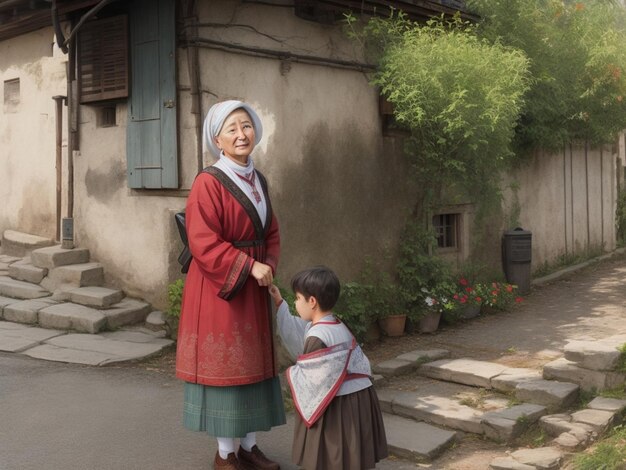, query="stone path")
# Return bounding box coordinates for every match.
[0,321,172,365]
